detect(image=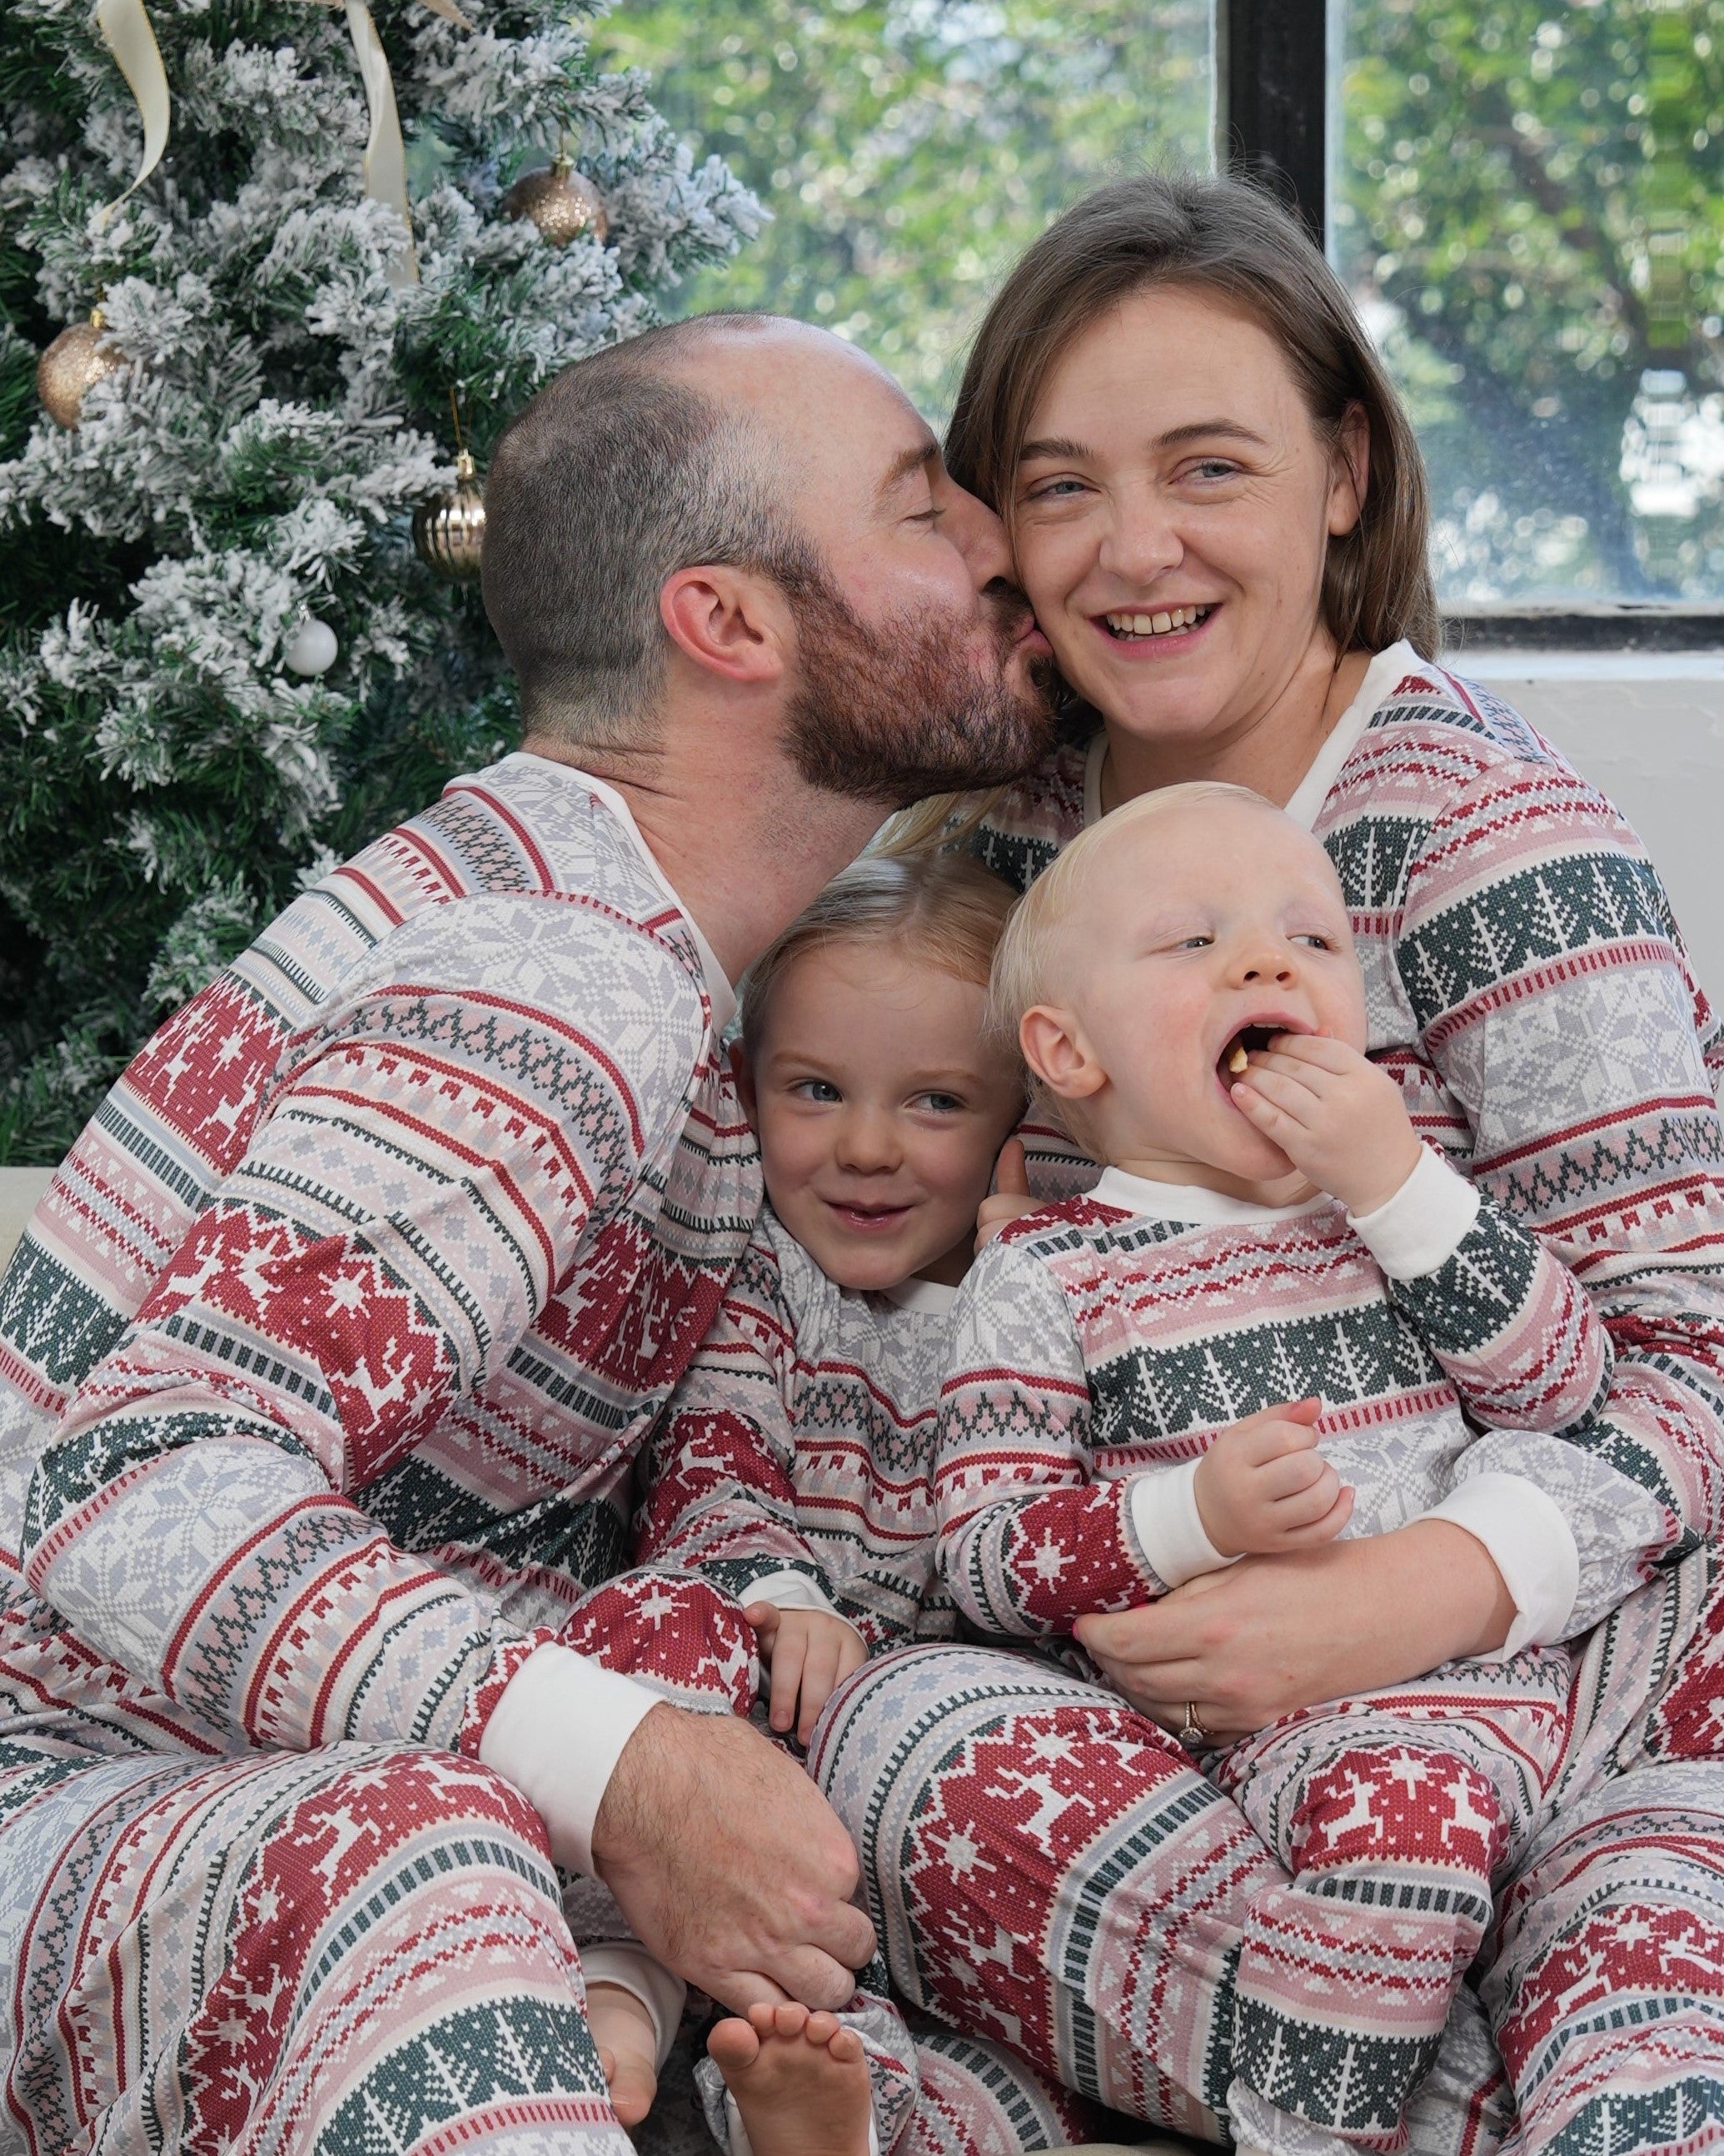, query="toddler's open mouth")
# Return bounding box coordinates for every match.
[1218,1023,1279,1088]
